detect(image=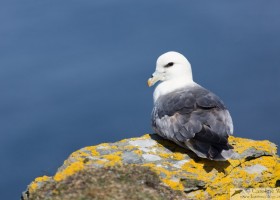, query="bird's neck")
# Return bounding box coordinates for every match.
[153,78,195,103]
